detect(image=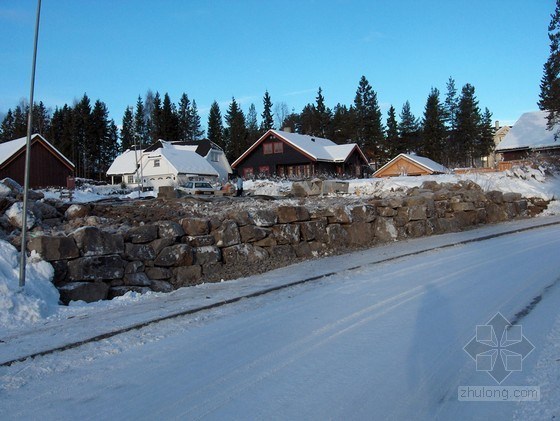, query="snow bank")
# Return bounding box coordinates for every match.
[244,179,292,196]
[0,183,11,197]
[348,168,560,202]
[5,202,36,229]
[0,240,58,329]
